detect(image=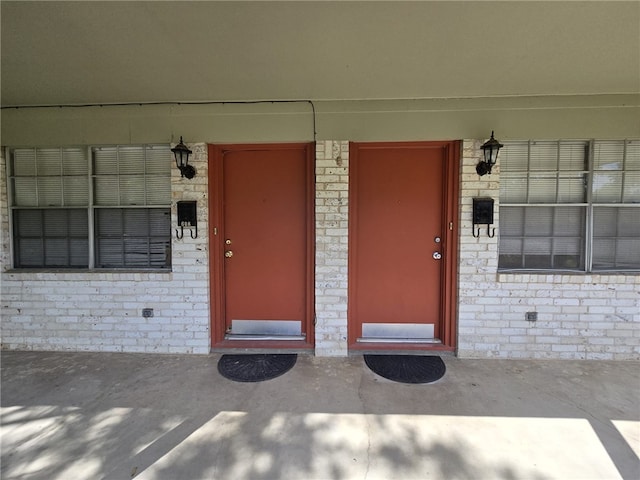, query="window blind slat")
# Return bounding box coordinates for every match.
[559,142,589,171]
[500,175,528,203]
[70,239,89,266]
[594,141,624,170]
[13,149,36,176]
[93,147,118,174]
[97,239,124,267]
[594,208,640,238]
[593,172,623,203]
[94,177,119,205]
[119,176,145,205]
[626,140,640,170]
[149,209,171,236]
[123,210,149,236]
[43,210,68,236]
[44,238,69,266]
[62,148,88,175]
[145,145,171,175]
[554,207,584,237]
[622,172,640,203]
[36,149,62,176]
[500,143,529,172]
[18,239,44,267]
[528,175,557,203]
[499,207,524,236]
[13,178,38,206]
[145,176,171,205]
[558,175,586,203]
[63,177,89,206]
[530,141,558,171]
[37,177,62,206]
[524,207,554,236]
[15,210,43,236]
[96,209,123,236]
[119,146,145,175]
